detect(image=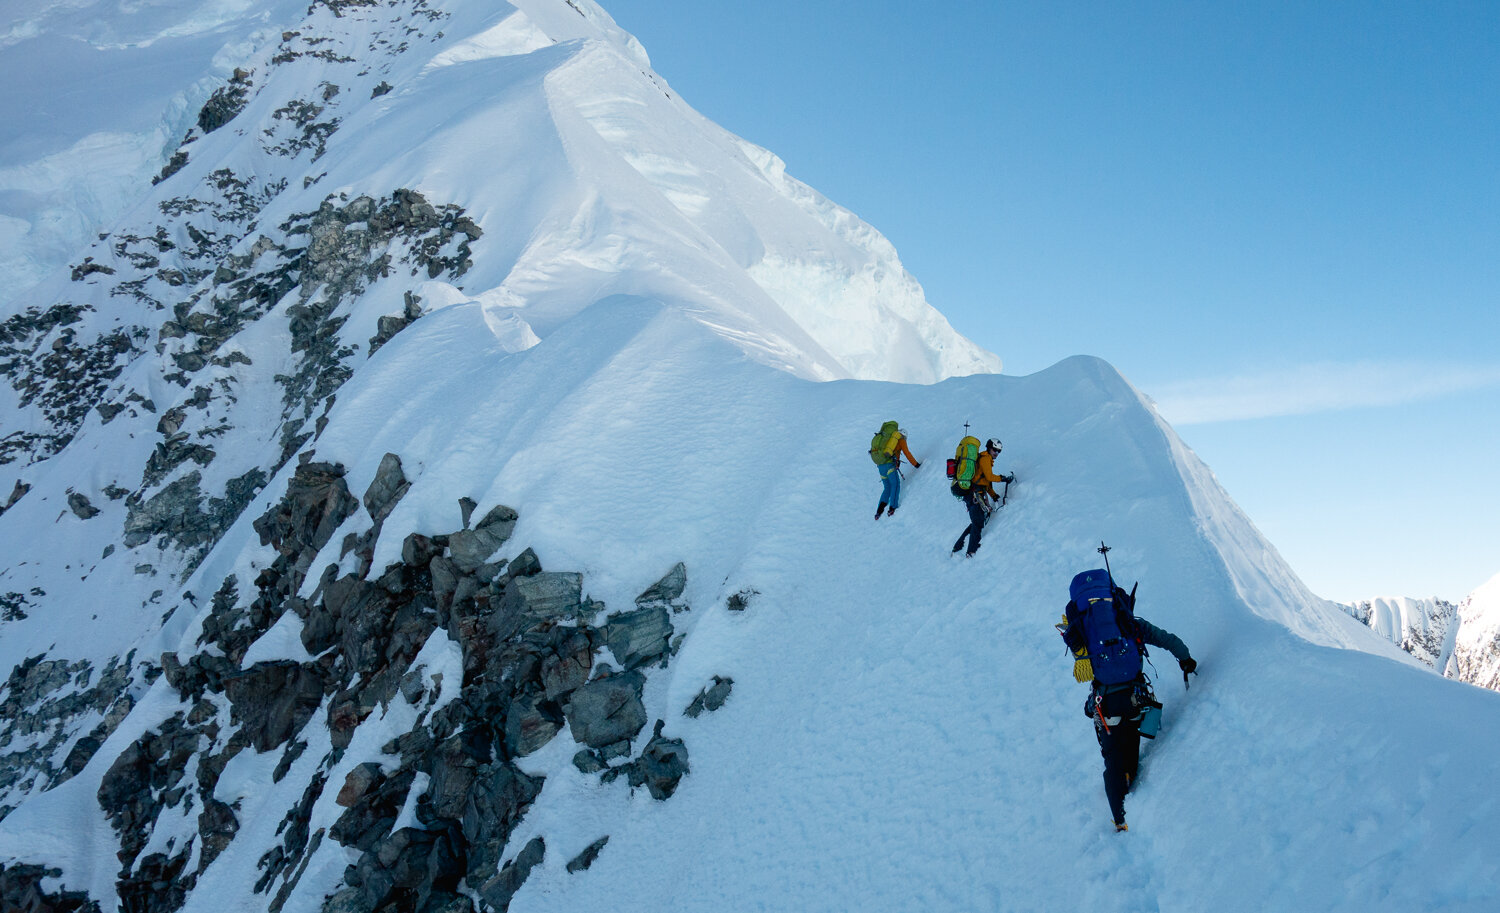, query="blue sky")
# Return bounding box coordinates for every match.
[604,0,1499,601]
